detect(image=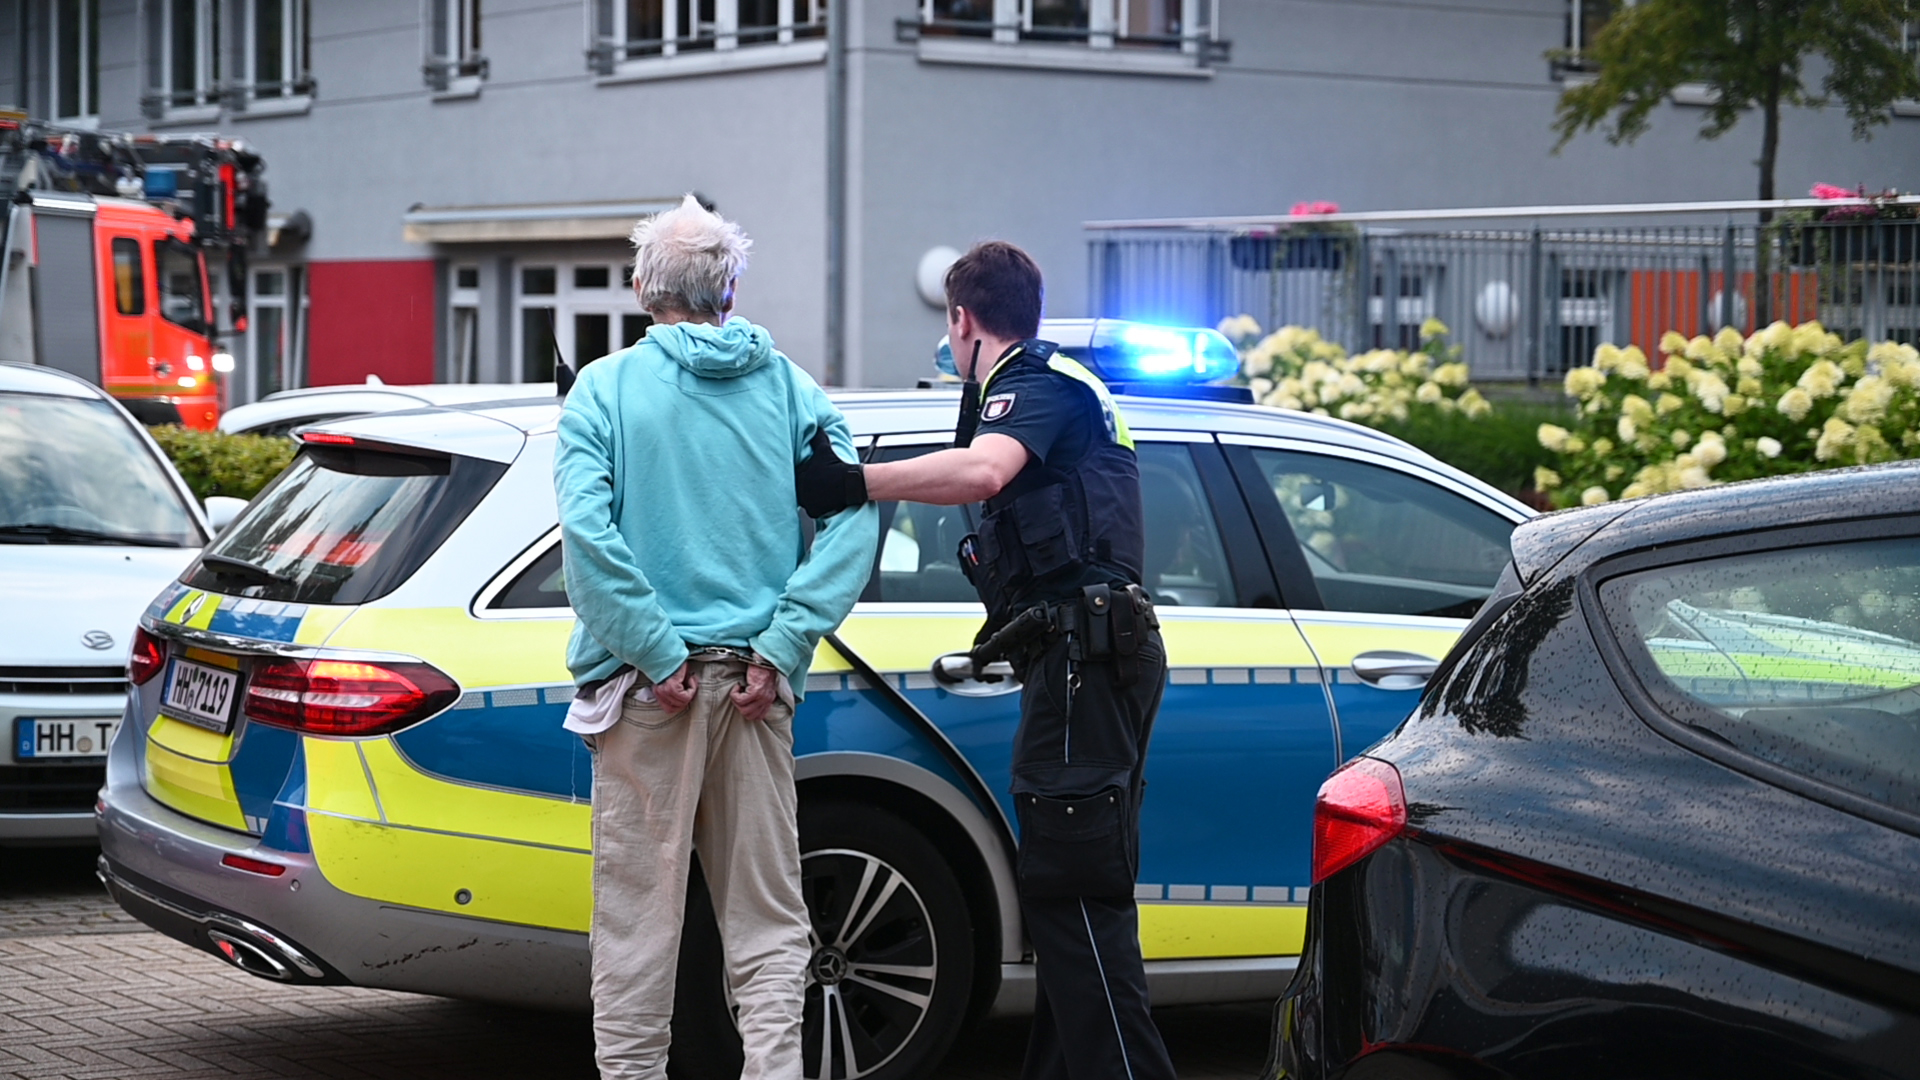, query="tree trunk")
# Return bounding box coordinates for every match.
[1754,76,1782,326]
